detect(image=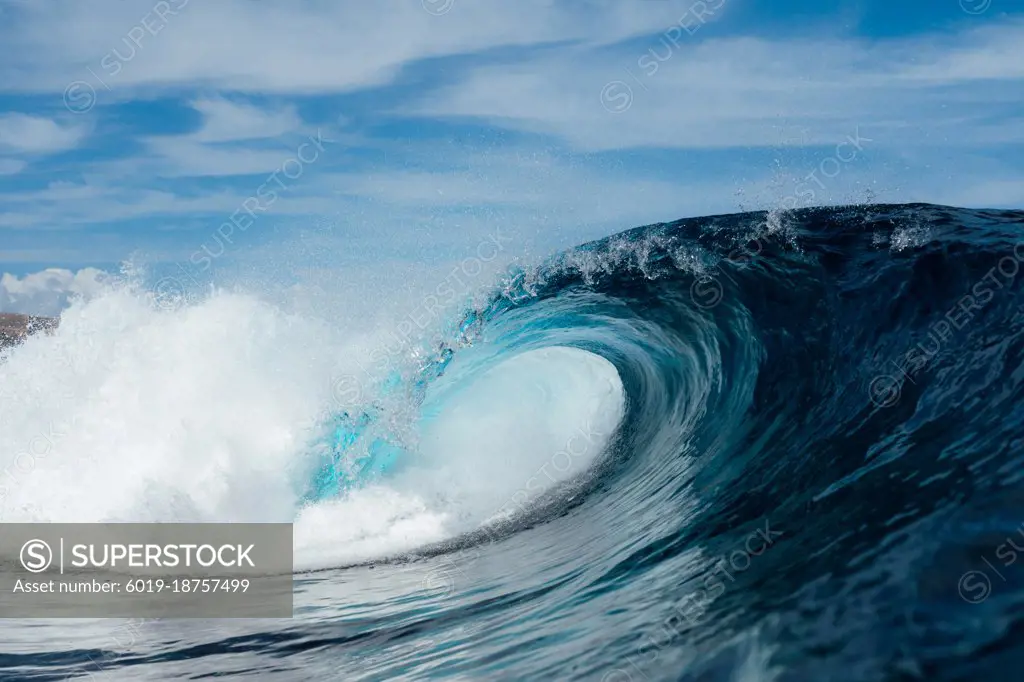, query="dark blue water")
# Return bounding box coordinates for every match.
[4,203,1024,681]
